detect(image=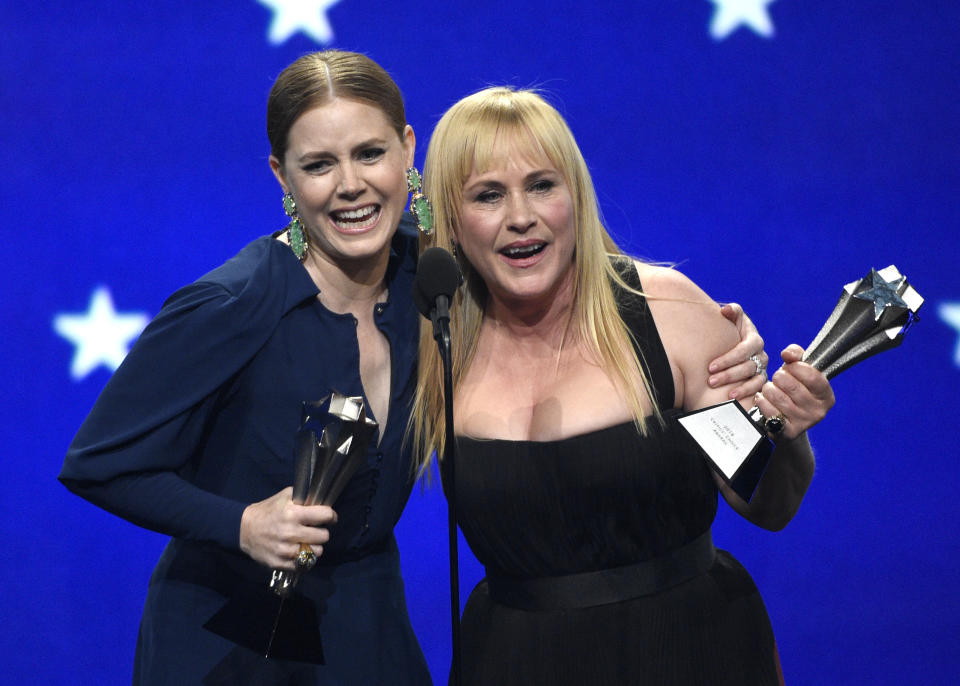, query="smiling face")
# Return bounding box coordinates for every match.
[270,97,414,269]
[456,135,576,311]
